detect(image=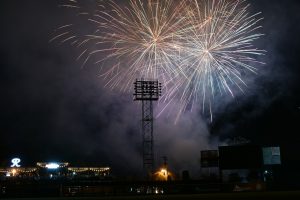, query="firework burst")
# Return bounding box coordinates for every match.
[176,0,265,121]
[53,0,188,90]
[52,0,264,121]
